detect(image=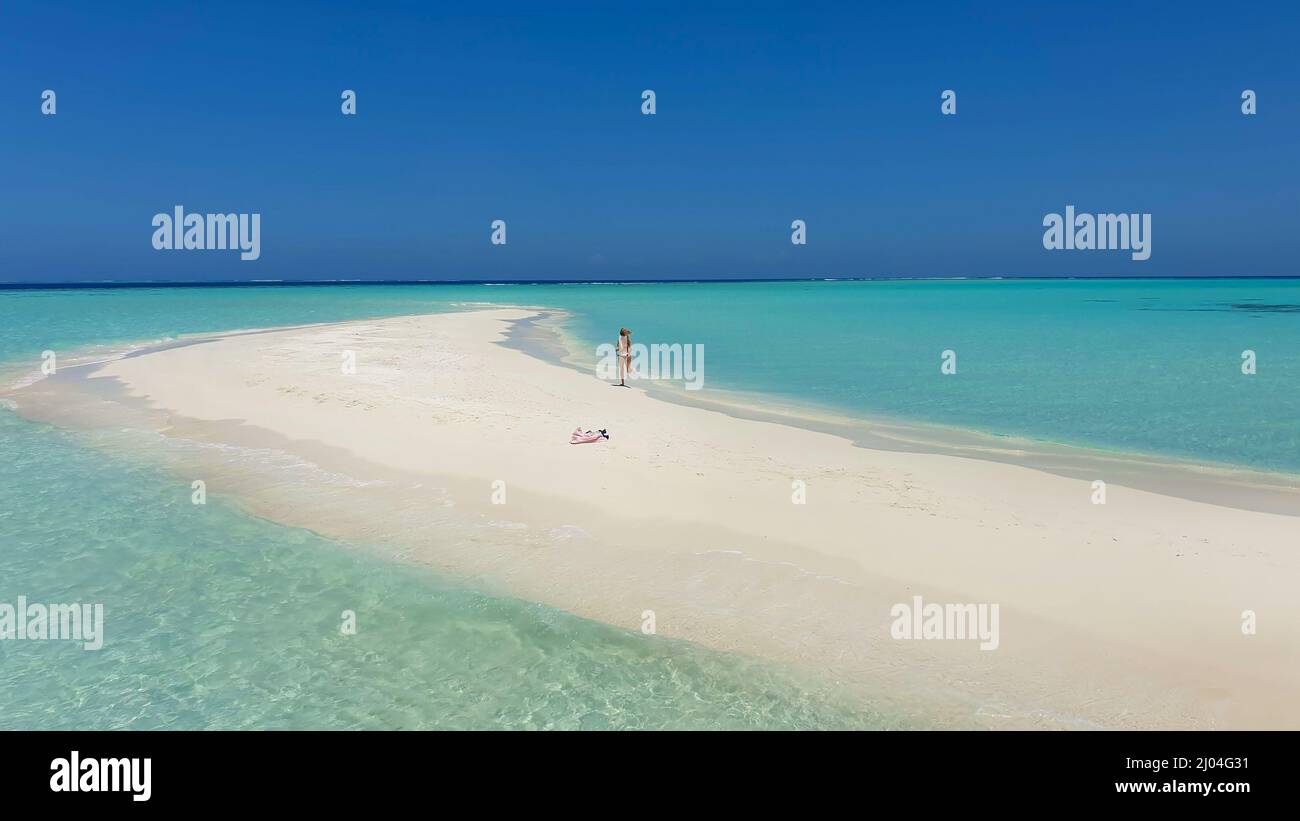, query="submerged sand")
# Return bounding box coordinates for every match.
[8,308,1300,729]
